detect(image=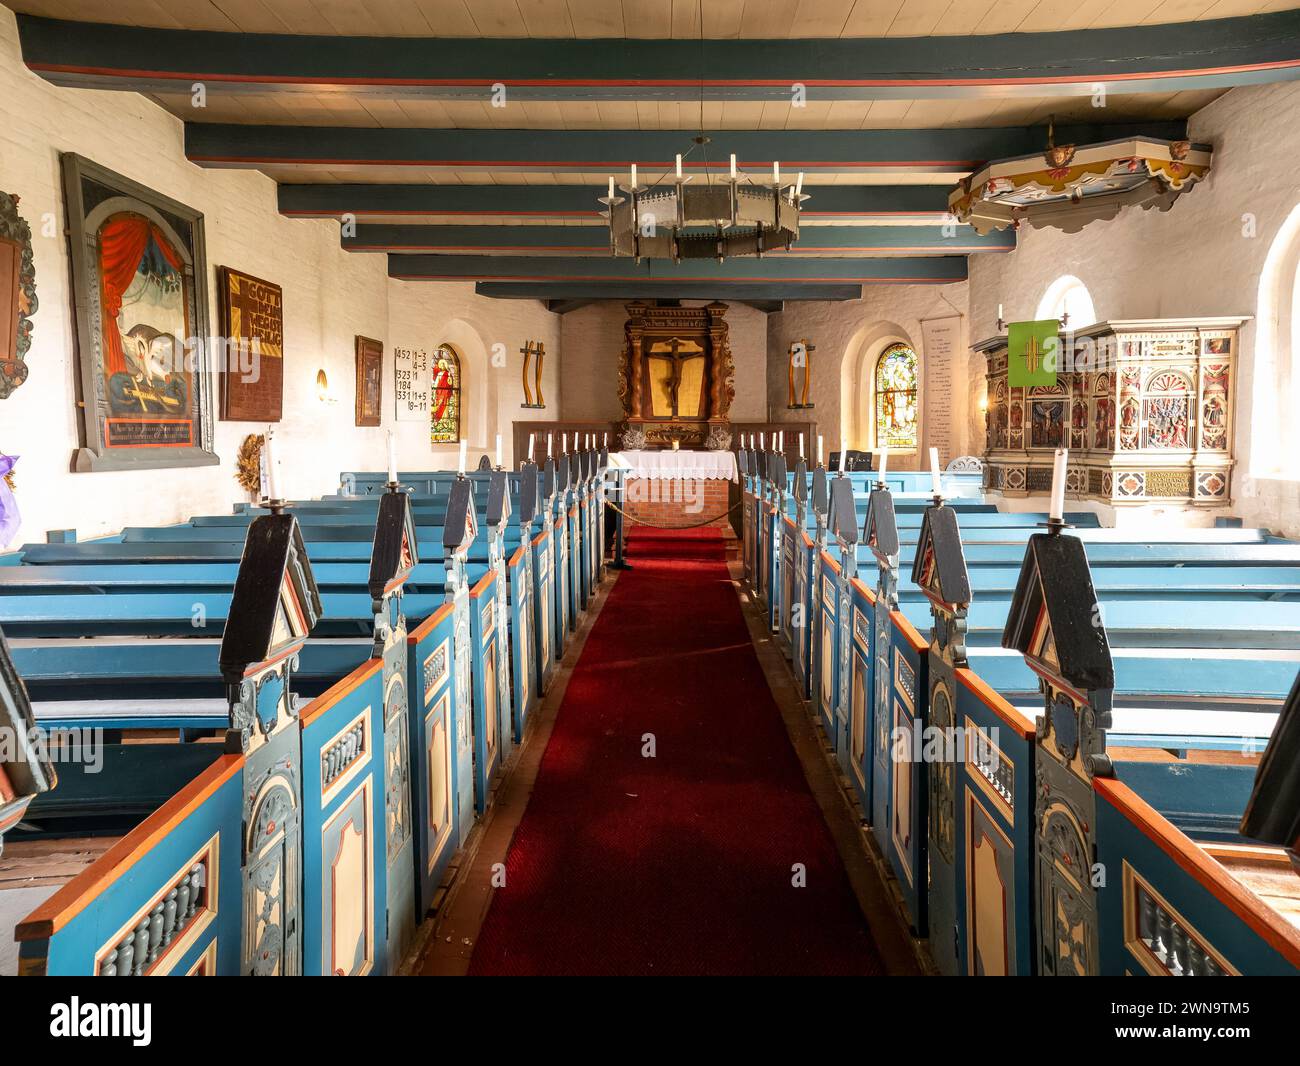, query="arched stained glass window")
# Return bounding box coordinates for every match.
[430,343,461,444]
[874,343,918,450]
